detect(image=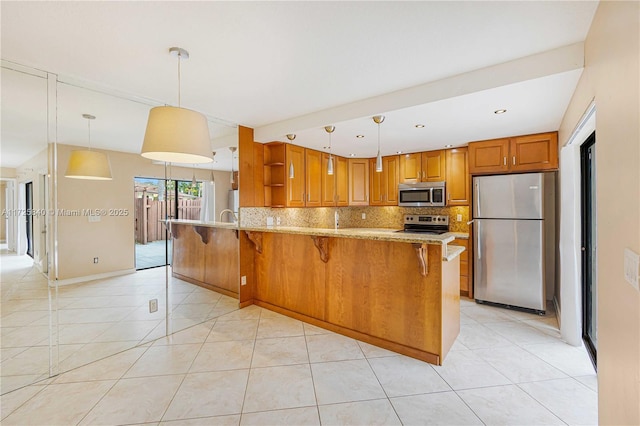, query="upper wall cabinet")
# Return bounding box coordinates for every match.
[321,154,349,207]
[422,150,446,181]
[510,132,559,172]
[370,155,399,206]
[399,150,446,183]
[305,149,323,207]
[445,147,469,206]
[286,144,306,207]
[469,132,558,175]
[348,158,369,206]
